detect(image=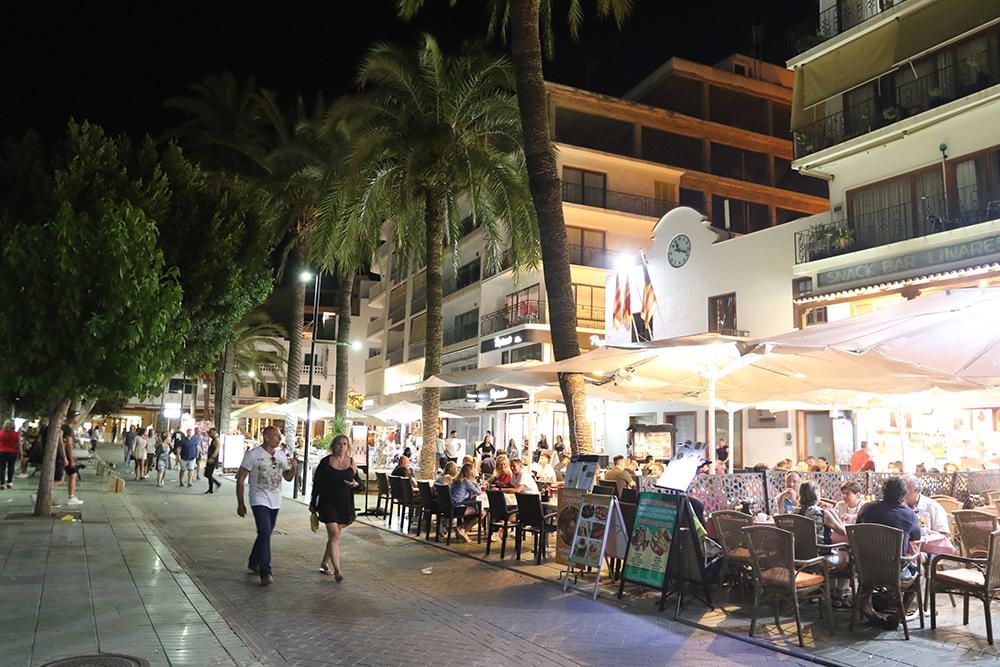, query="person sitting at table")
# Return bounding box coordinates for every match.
[857,477,922,628]
[450,463,485,542]
[480,454,495,478]
[603,455,637,495]
[489,457,512,489]
[391,456,413,478]
[775,471,801,514]
[816,457,830,472]
[834,480,864,524]
[505,458,539,495]
[901,473,950,535]
[552,454,568,479]
[640,455,655,476]
[646,461,665,479]
[798,481,851,607]
[531,452,556,483]
[436,461,458,486]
